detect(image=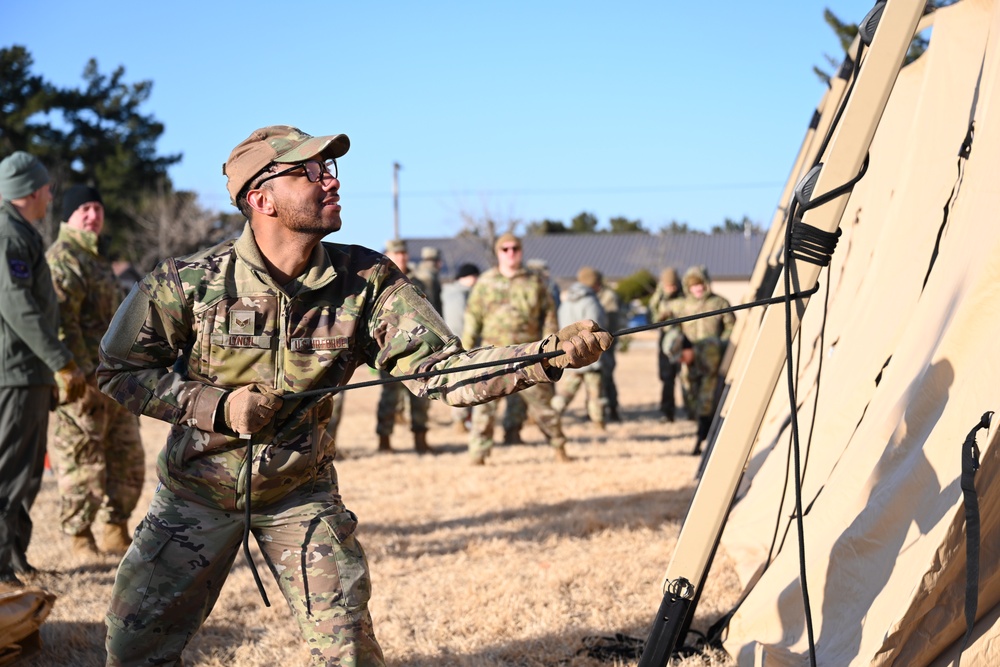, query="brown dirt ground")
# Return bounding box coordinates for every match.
[15,331,741,666]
